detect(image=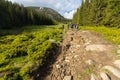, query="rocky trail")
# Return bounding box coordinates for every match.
[44,30,120,80]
